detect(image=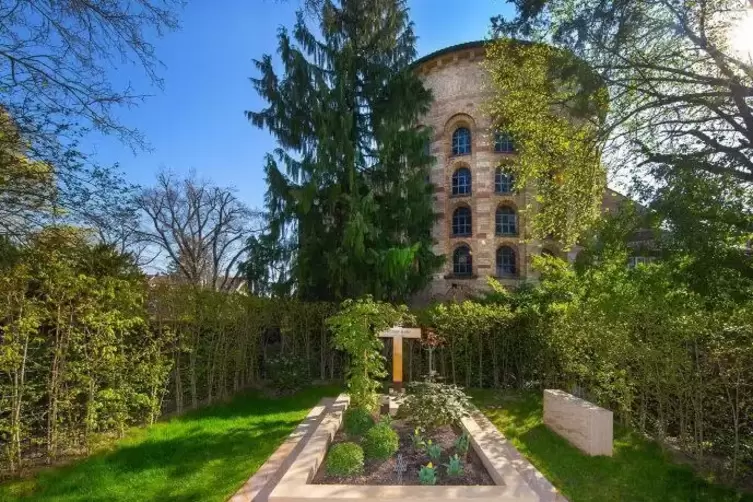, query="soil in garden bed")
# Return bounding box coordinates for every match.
[312,419,495,486]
